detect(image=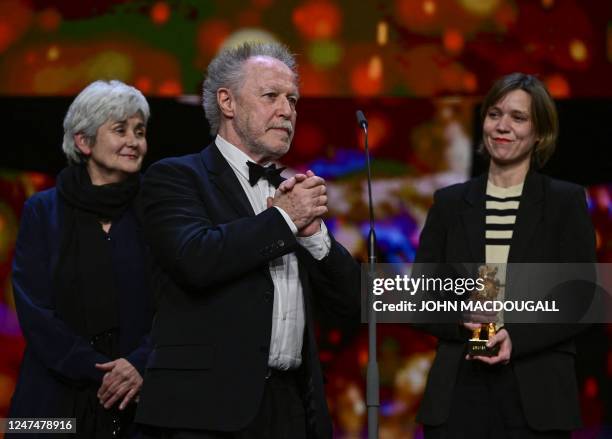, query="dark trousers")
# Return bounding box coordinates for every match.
[424,360,571,439]
[140,369,306,439]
